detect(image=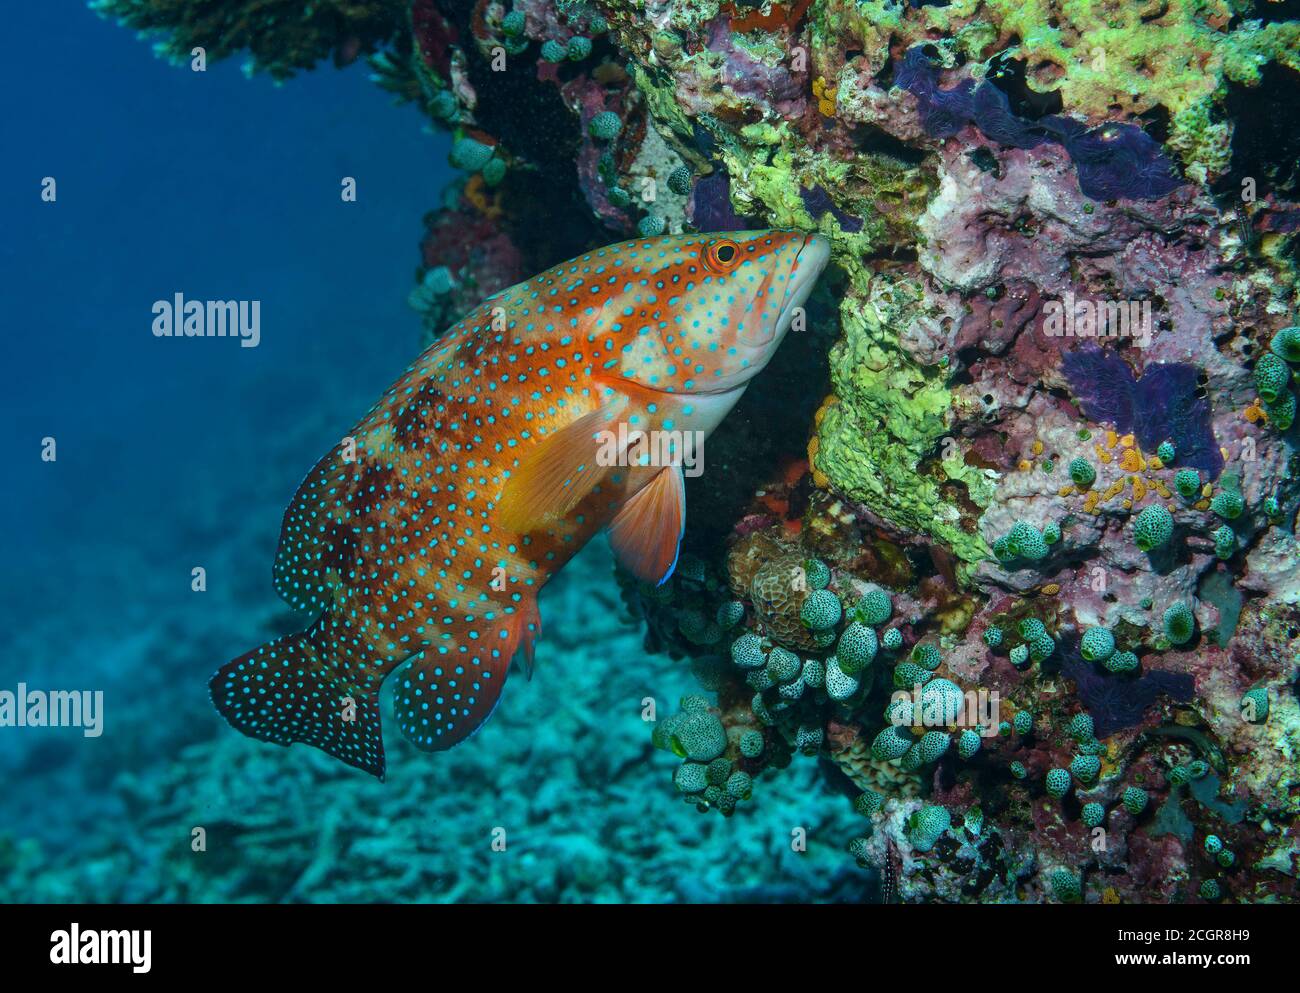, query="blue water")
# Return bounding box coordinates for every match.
[1,3,863,902]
